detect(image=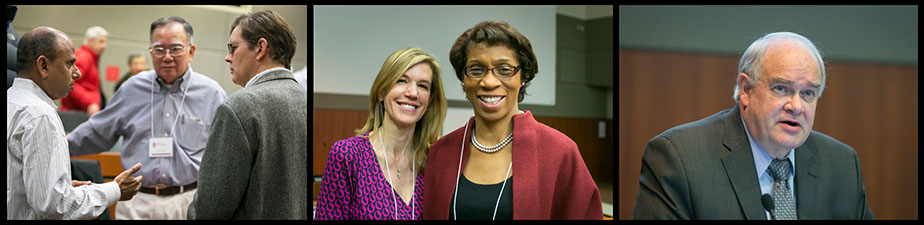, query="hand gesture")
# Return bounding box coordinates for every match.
[114,163,143,201]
